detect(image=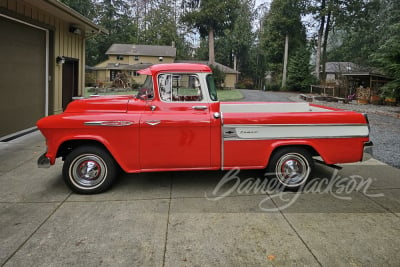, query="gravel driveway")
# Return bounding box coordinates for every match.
[239,89,400,168]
